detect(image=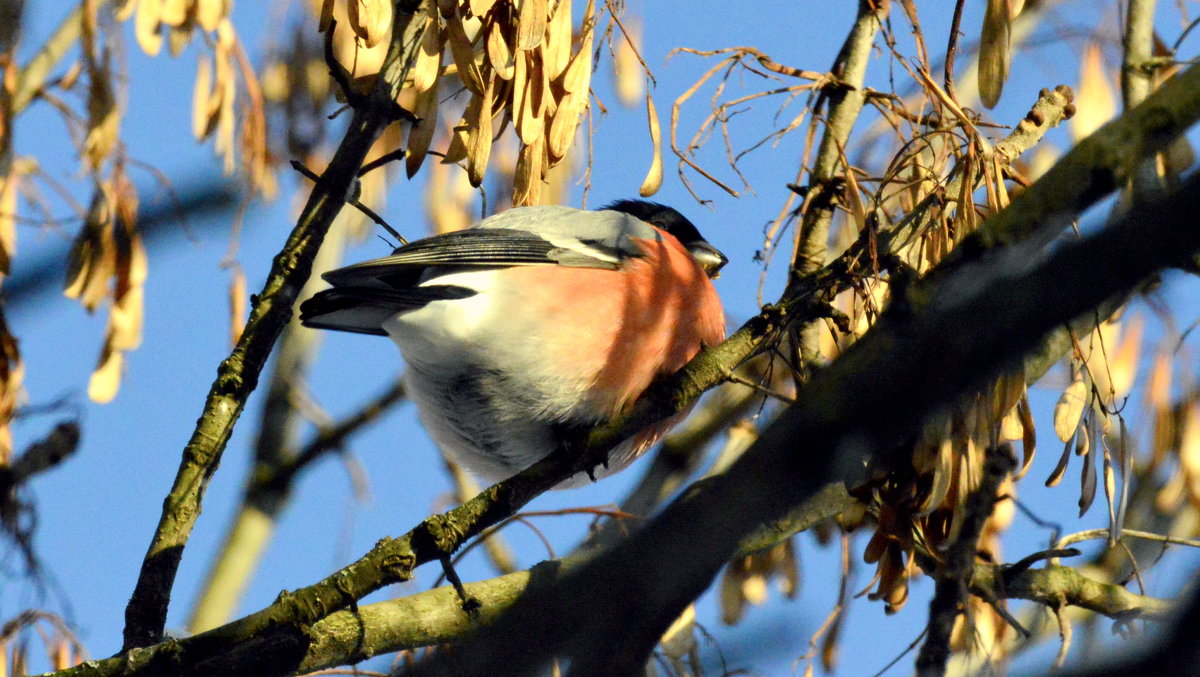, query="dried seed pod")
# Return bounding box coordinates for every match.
[486,13,515,79]
[470,0,497,16]
[64,192,116,313]
[160,0,190,26]
[168,21,195,56]
[1053,377,1088,442]
[612,18,643,107]
[512,135,545,206]
[513,51,545,144]
[197,0,226,31]
[544,0,571,78]
[136,0,164,56]
[411,5,443,93]
[978,0,1011,108]
[88,338,124,404]
[467,75,495,186]
[1045,433,1073,488]
[192,54,219,140]
[560,0,593,95]
[1072,42,1116,141]
[442,119,470,165]
[638,93,662,196]
[446,9,484,94]
[347,0,392,48]
[228,267,246,346]
[406,80,441,177]
[516,0,547,50]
